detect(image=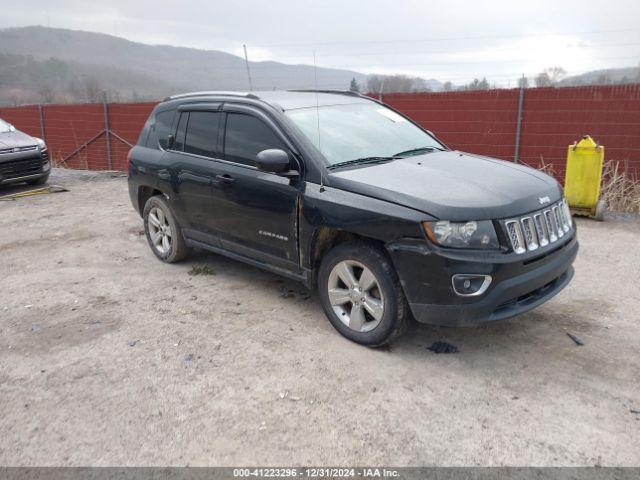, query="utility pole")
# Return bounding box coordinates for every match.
[243,44,253,91]
[513,74,526,164]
